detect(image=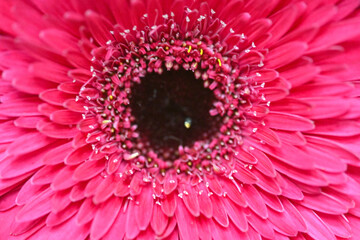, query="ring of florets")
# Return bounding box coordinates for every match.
[79,11,262,176]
